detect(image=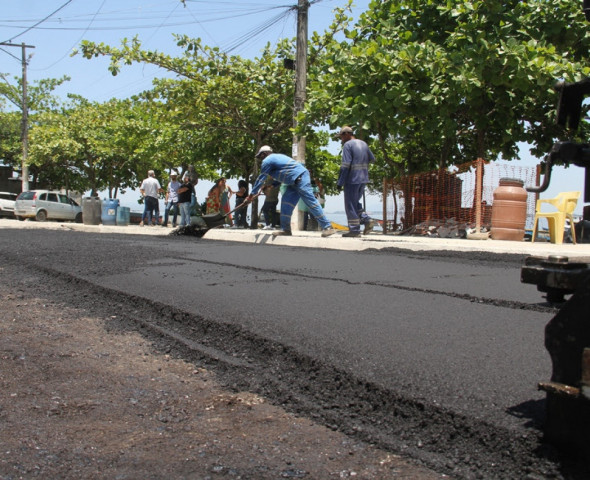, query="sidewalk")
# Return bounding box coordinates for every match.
[3,218,590,259]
